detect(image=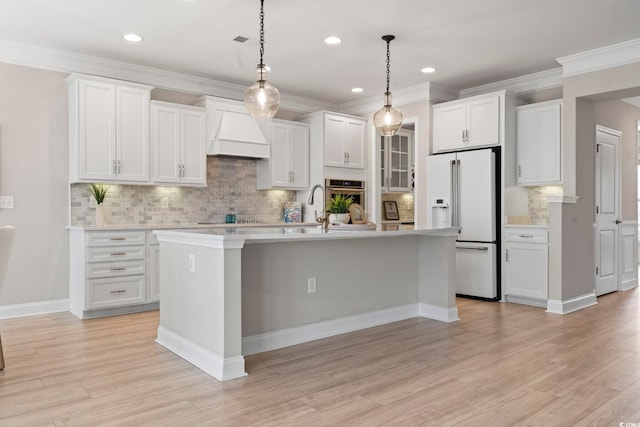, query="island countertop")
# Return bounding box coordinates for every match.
[153,225,459,247]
